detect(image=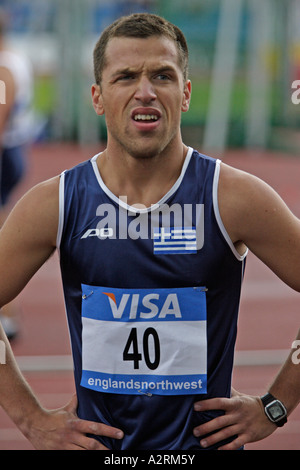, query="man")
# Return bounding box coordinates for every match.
[0,13,299,450]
